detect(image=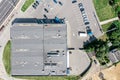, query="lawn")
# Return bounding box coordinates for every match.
[14,76,80,80]
[102,22,113,32]
[2,41,11,75]
[21,0,34,12]
[93,0,116,21]
[100,22,114,41]
[99,34,108,41]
